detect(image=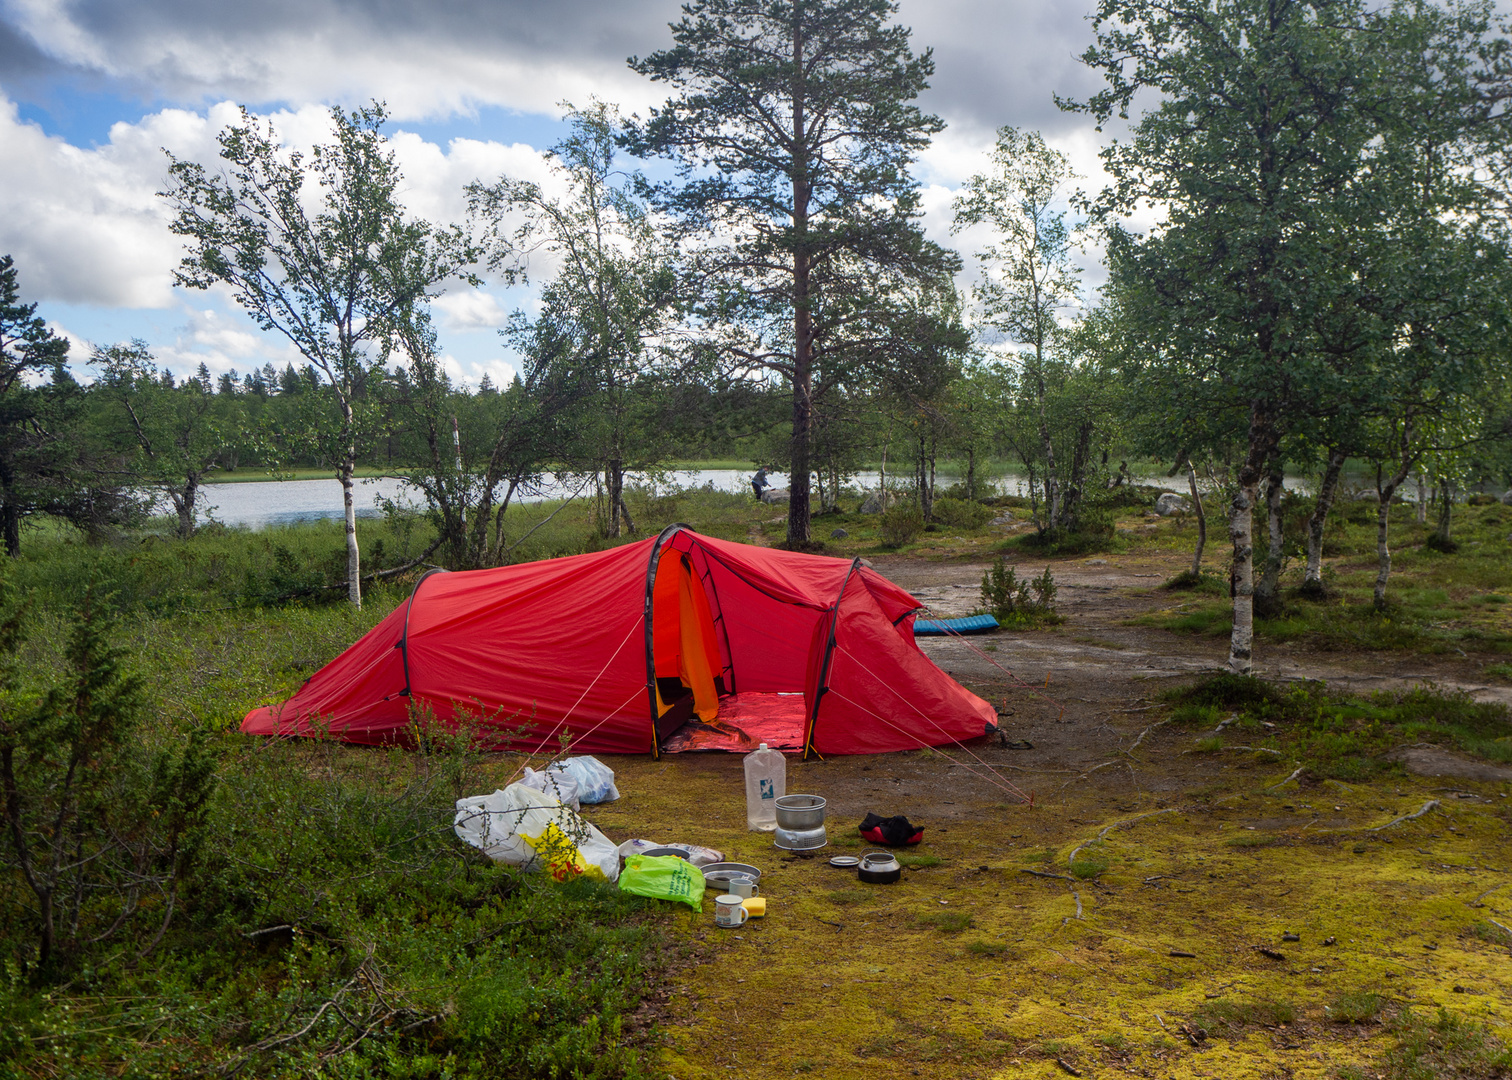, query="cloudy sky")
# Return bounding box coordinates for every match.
[0,0,1113,387]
